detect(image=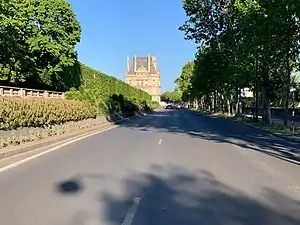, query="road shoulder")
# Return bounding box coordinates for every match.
[195,110,300,161]
[0,113,146,161]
